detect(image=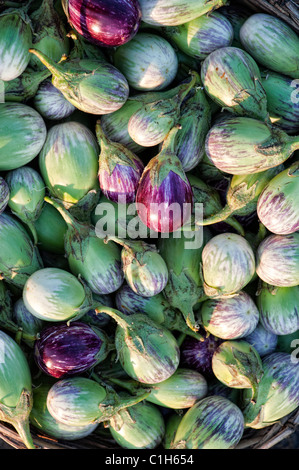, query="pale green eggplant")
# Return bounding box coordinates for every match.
[0,213,43,290]
[201,233,256,298]
[241,352,299,429]
[34,202,68,255]
[0,7,32,81]
[113,32,178,91]
[261,70,299,134]
[4,68,51,102]
[105,236,168,298]
[188,173,246,235]
[257,283,299,336]
[0,102,47,171]
[94,305,180,384]
[171,396,244,449]
[23,267,94,322]
[29,0,70,71]
[109,401,165,449]
[256,233,299,287]
[46,376,150,427]
[138,0,229,26]
[205,116,299,175]
[39,121,99,222]
[43,197,124,296]
[6,166,46,245]
[30,378,99,441]
[196,165,283,228]
[257,162,299,235]
[0,177,9,214]
[0,330,35,448]
[163,12,233,60]
[212,340,263,399]
[240,13,299,78]
[201,47,269,121]
[29,49,129,115]
[128,71,197,147]
[157,229,209,332]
